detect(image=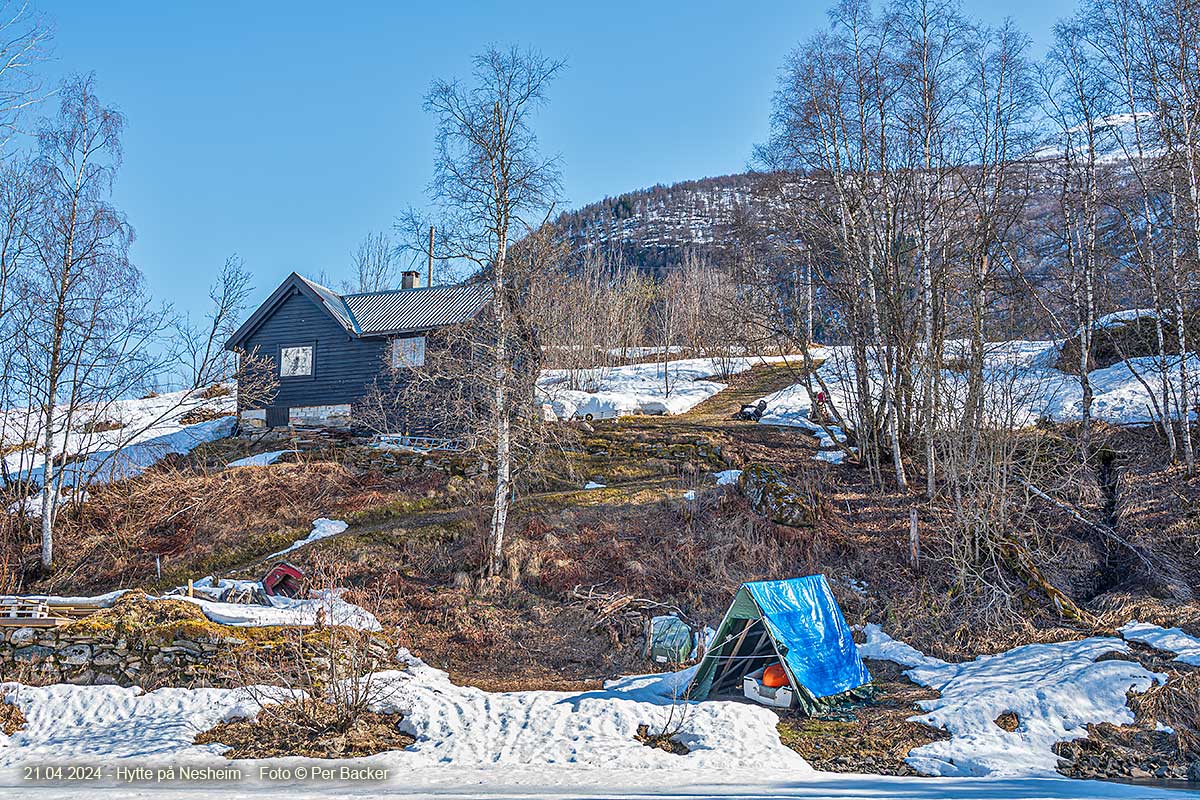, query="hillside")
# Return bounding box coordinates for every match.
[554,113,1154,283]
[2,340,1199,792]
[554,173,782,274]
